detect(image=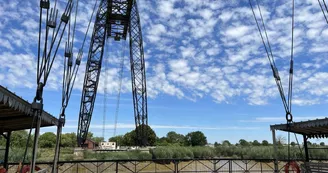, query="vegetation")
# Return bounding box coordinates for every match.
[2,129,328,162]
